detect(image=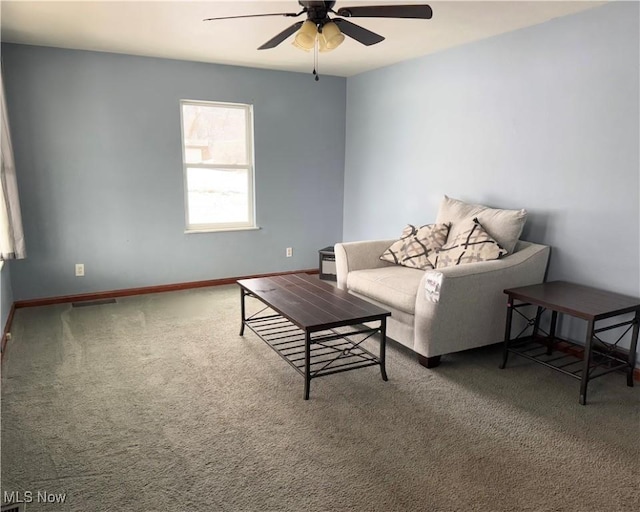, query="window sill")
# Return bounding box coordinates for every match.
[184,226,261,234]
